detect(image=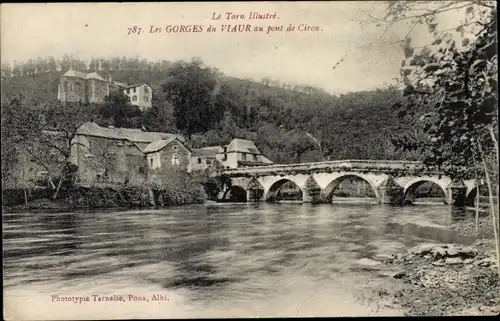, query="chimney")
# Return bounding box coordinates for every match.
[107,73,113,83]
